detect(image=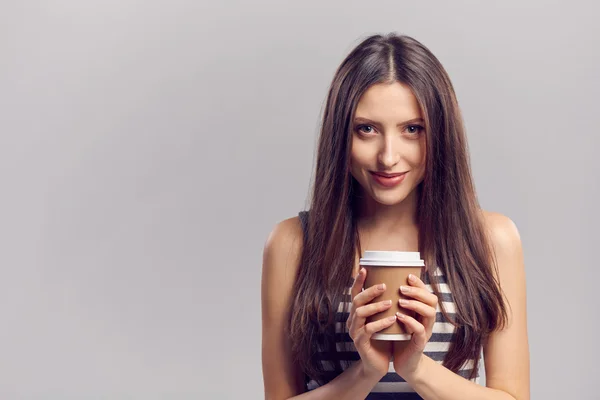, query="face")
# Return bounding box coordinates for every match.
[349,81,427,207]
